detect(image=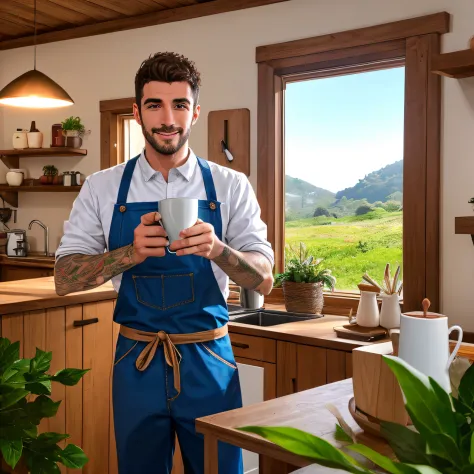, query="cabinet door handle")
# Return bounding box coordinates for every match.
[73,318,99,327]
[231,342,250,349]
